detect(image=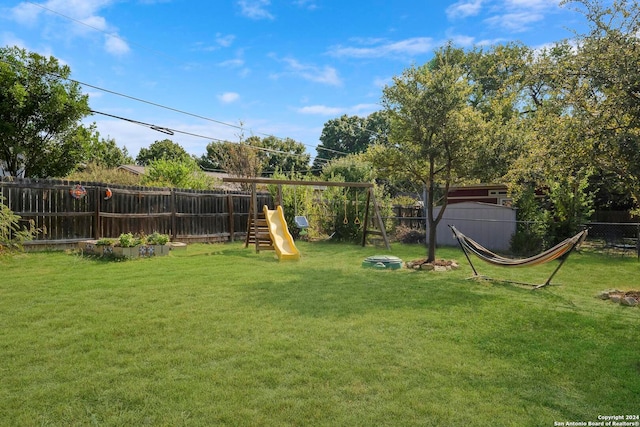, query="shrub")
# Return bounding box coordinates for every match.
[395,225,425,244]
[96,238,115,246]
[145,232,170,245]
[117,233,141,248]
[1,196,38,254]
